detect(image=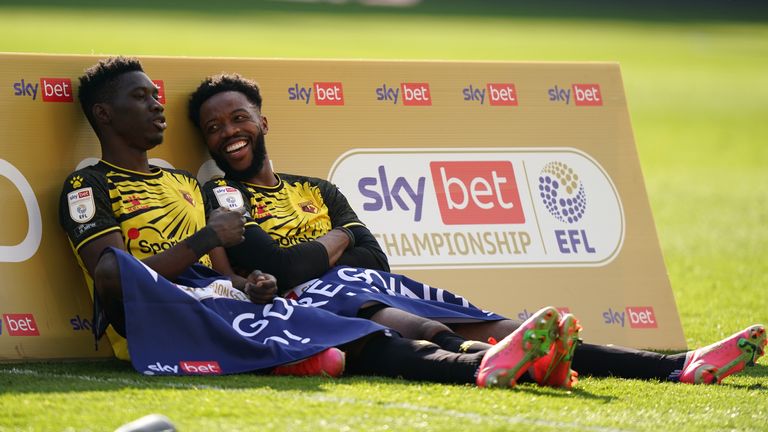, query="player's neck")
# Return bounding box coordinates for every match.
[101,144,151,173]
[246,167,278,187]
